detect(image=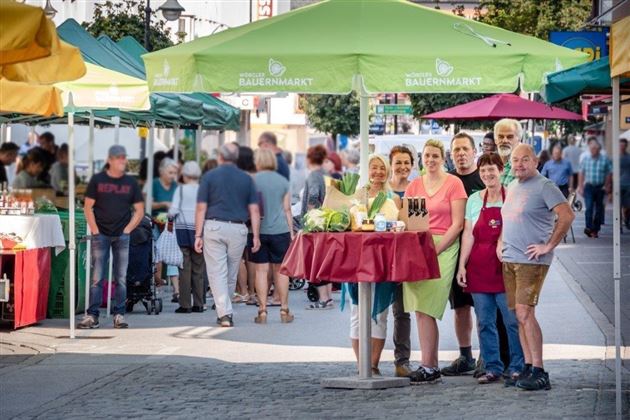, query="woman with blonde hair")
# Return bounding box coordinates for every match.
[403,139,467,384]
[344,154,399,375]
[250,148,294,324]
